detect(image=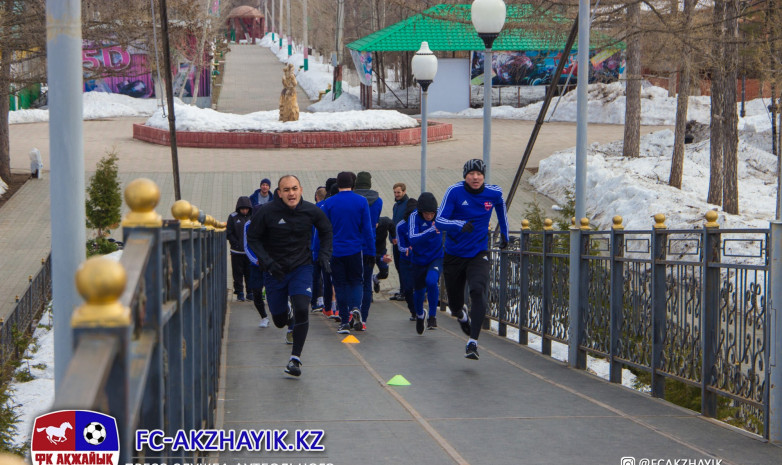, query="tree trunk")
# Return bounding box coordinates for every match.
[722,0,740,214]
[622,1,641,158]
[707,0,726,206]
[0,53,10,185]
[669,0,694,189]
